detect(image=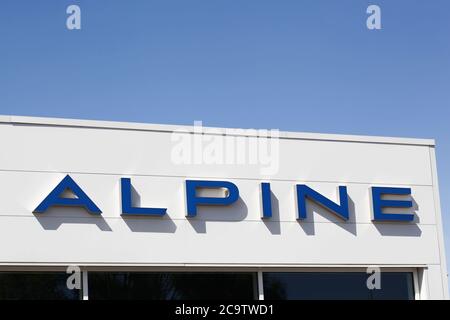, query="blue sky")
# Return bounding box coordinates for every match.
[1,0,450,282]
